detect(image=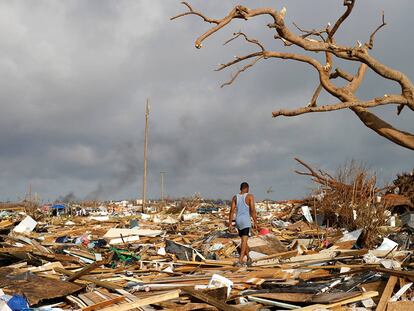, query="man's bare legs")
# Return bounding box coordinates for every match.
[240,235,249,263]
